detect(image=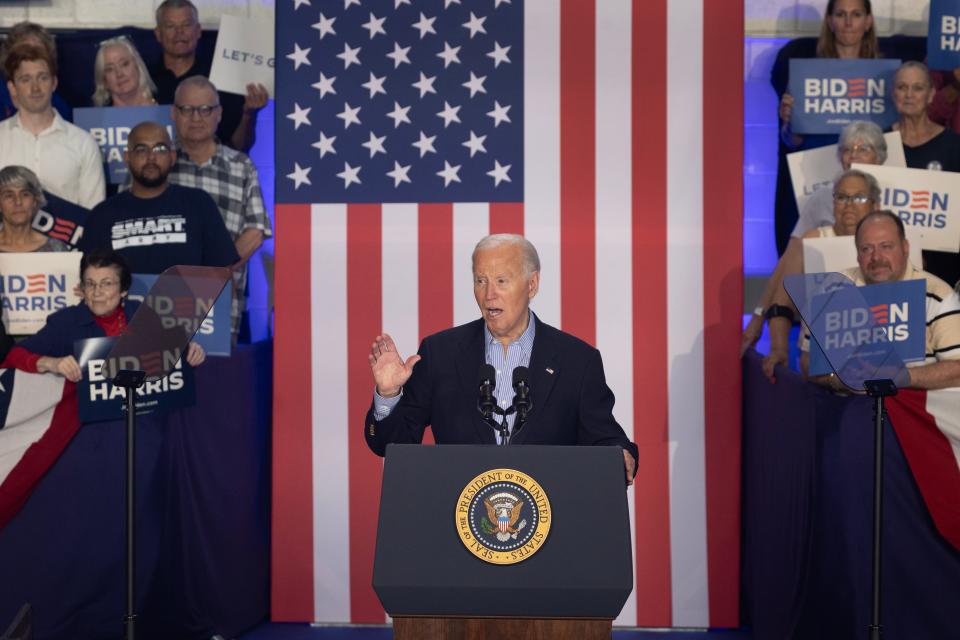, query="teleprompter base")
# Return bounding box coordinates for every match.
[392,616,612,640]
